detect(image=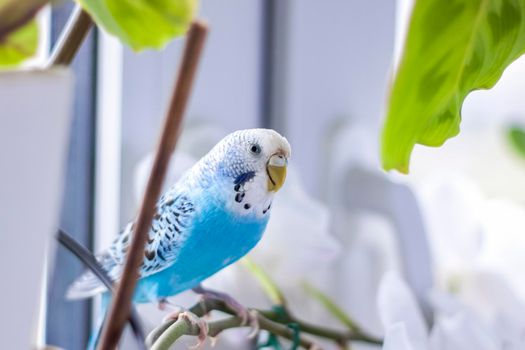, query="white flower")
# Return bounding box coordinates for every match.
[378,272,525,350]
[378,272,429,350]
[392,148,525,349]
